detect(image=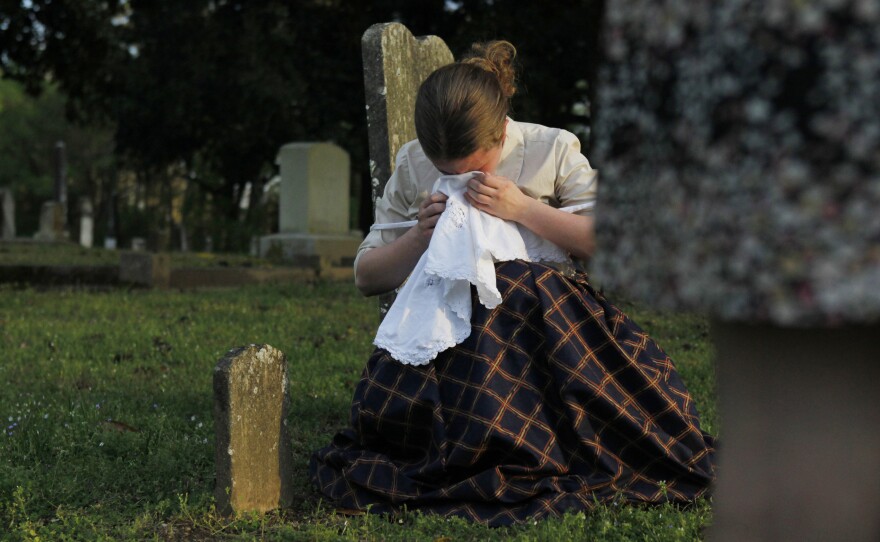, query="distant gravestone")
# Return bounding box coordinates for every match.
[0,188,14,240]
[104,192,117,250]
[213,344,293,515]
[258,142,362,271]
[79,197,94,248]
[34,201,66,241]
